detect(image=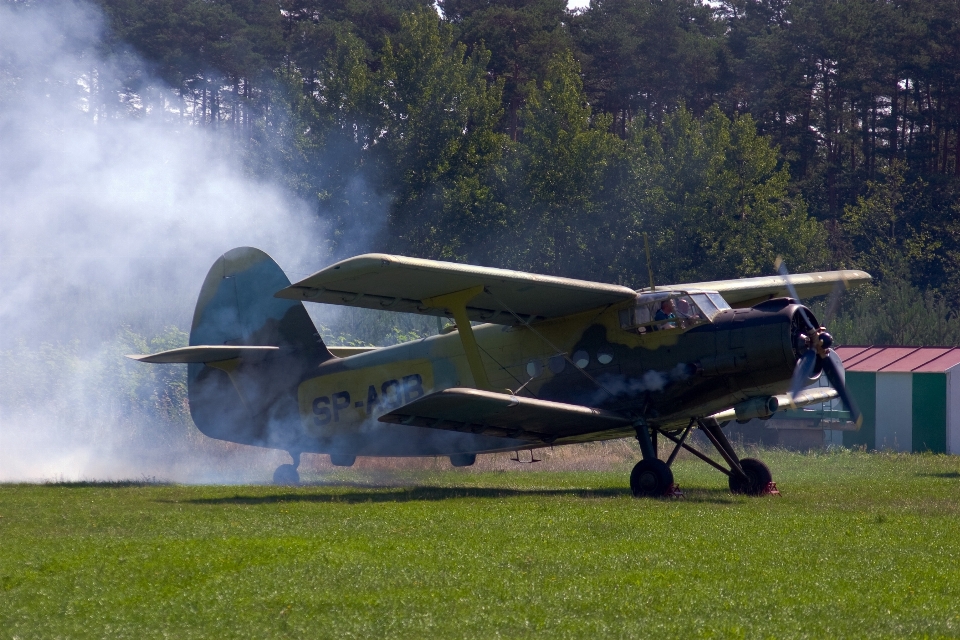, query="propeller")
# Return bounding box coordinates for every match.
[777,258,862,428]
[776,256,817,332]
[823,278,847,325]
